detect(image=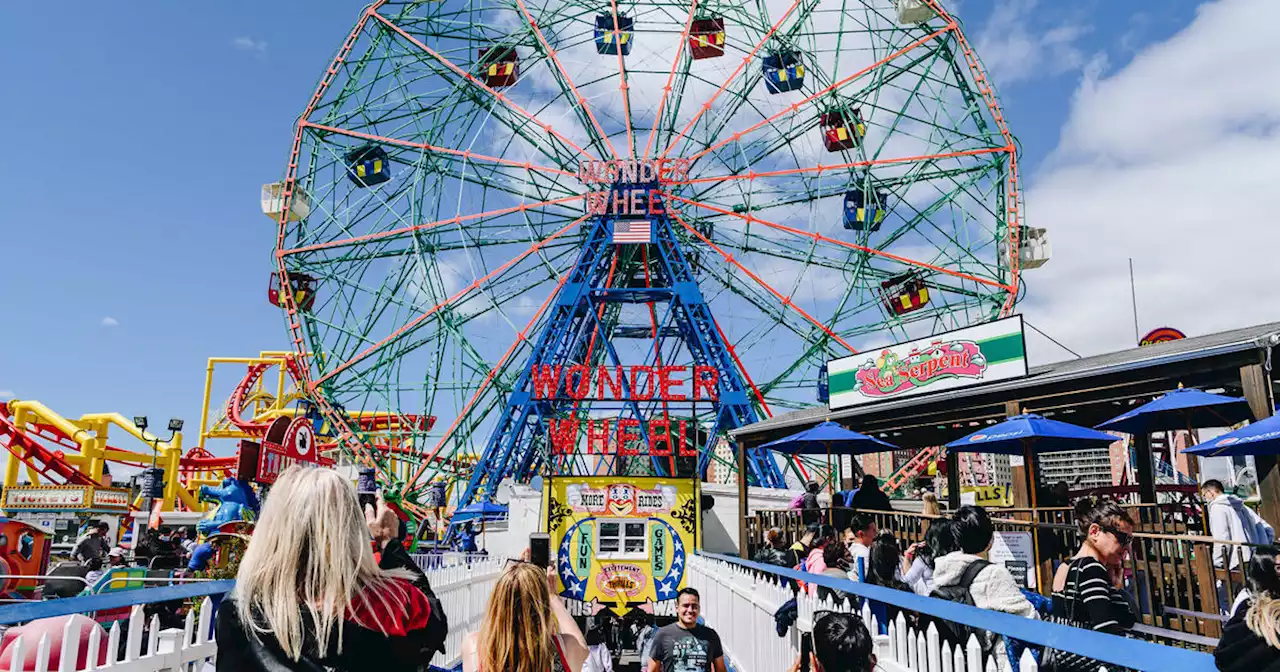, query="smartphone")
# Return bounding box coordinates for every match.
[530,533,551,568]
[799,632,812,672]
